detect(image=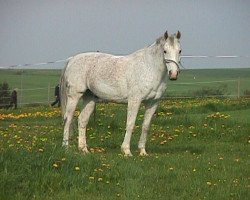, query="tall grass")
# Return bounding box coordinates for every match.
[0,98,249,199]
